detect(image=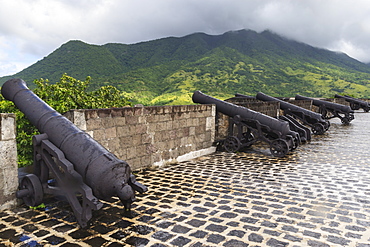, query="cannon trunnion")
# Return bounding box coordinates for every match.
[192,91,300,157]
[254,92,330,135]
[1,79,147,227]
[295,94,354,124]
